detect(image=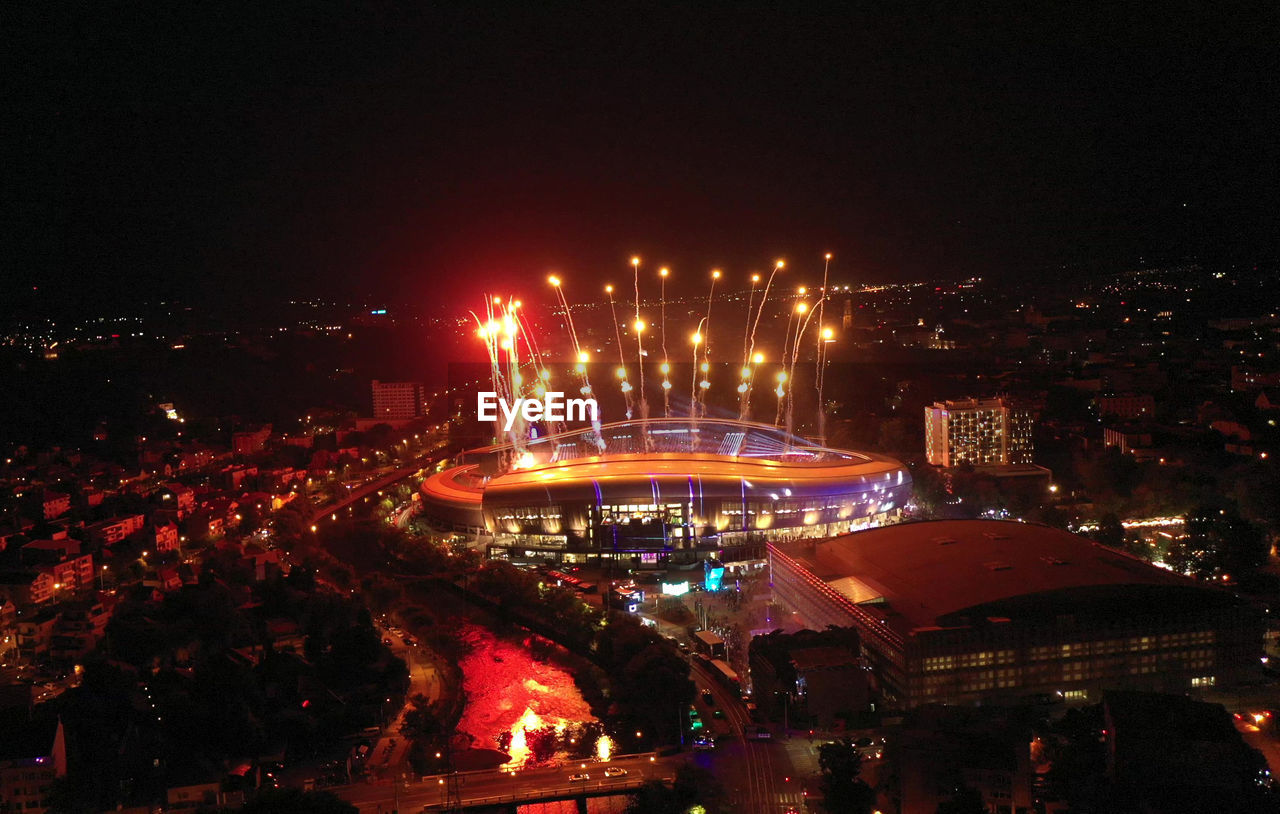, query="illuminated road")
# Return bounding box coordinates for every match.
[332,753,678,812]
[308,453,438,527]
[1234,714,1280,782]
[689,660,808,813]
